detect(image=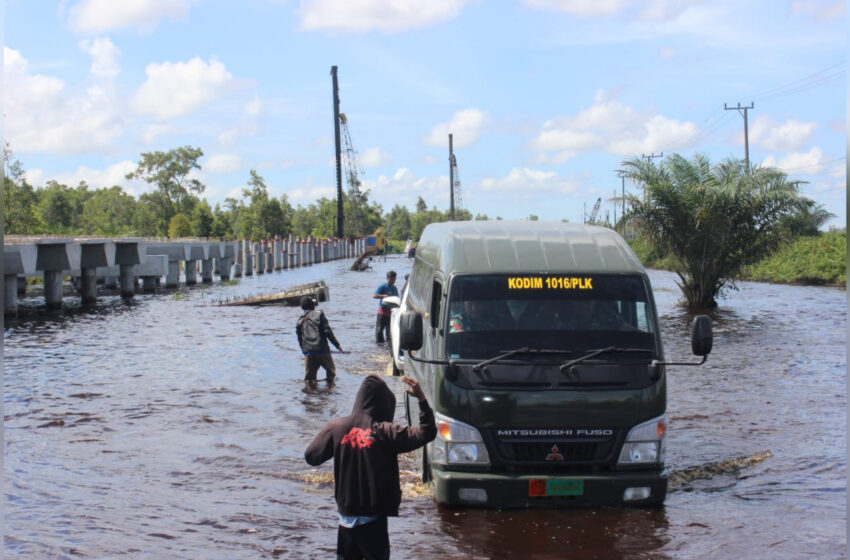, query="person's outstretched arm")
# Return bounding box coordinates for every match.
[320,312,342,351]
[304,424,335,466]
[382,377,437,453]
